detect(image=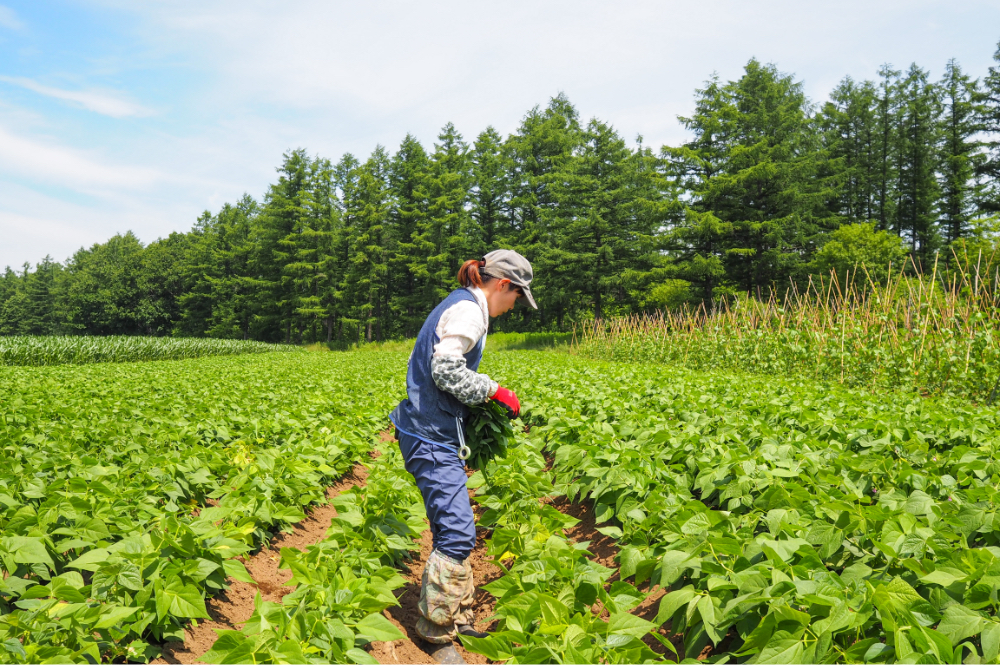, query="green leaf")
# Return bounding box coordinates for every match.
[354,613,404,643]
[67,548,110,572]
[8,537,55,569]
[658,550,693,586]
[756,637,804,664]
[157,578,210,619]
[655,585,696,625]
[608,612,654,639]
[346,647,379,664]
[93,605,140,630]
[982,623,1000,662]
[595,526,623,539]
[618,546,643,579]
[937,605,986,646]
[920,567,967,587]
[537,594,569,635]
[223,558,255,584]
